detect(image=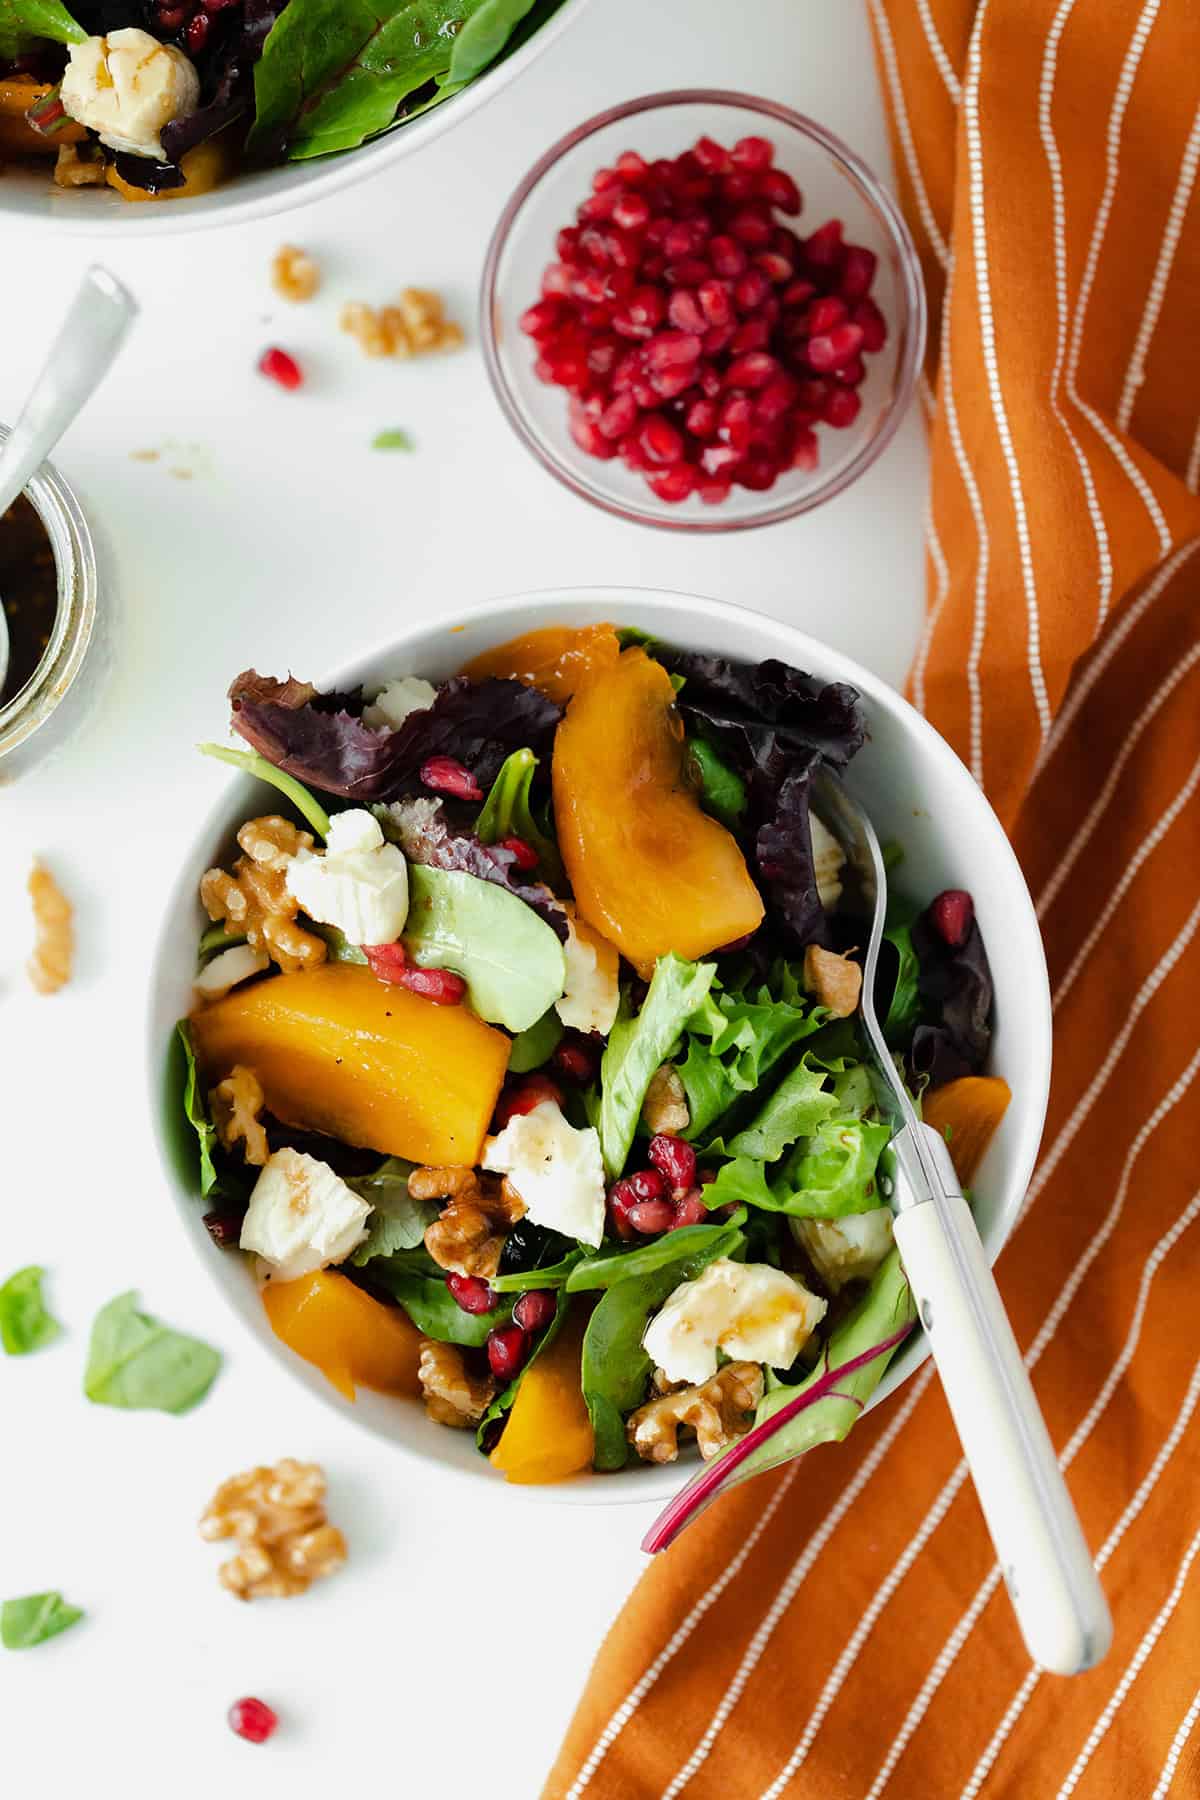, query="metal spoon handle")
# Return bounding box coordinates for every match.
[0,266,137,520]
